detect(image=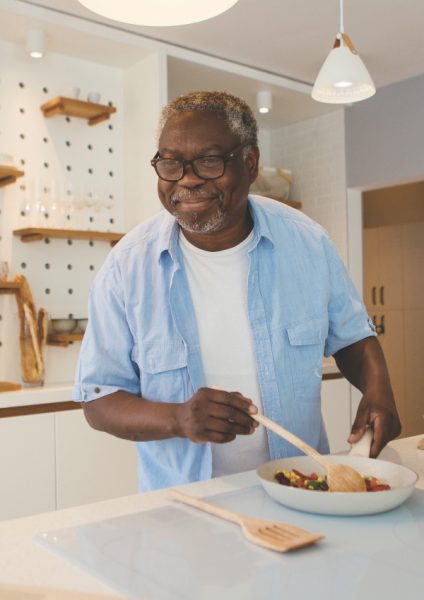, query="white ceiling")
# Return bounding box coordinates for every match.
[3,0,424,128]
[16,0,424,88]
